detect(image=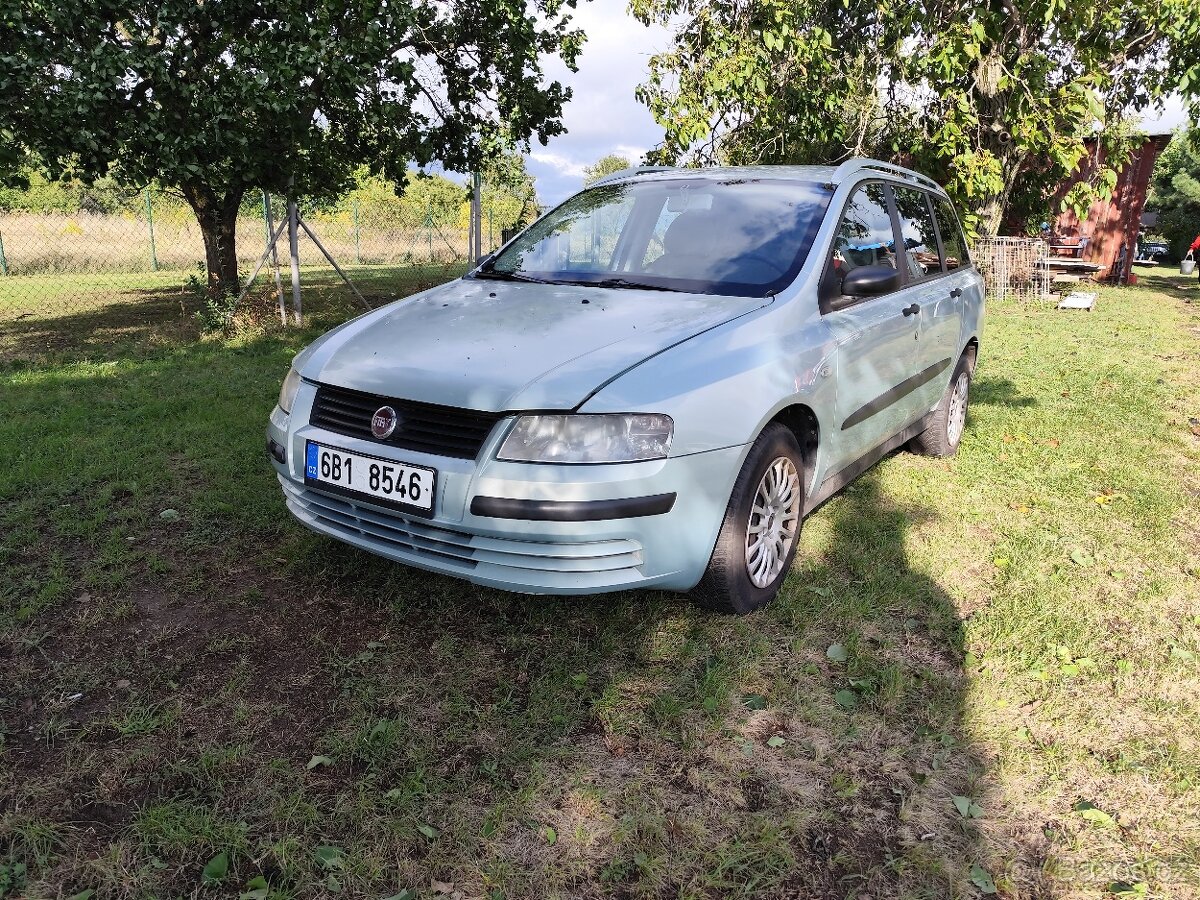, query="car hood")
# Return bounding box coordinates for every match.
[297,278,768,412]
